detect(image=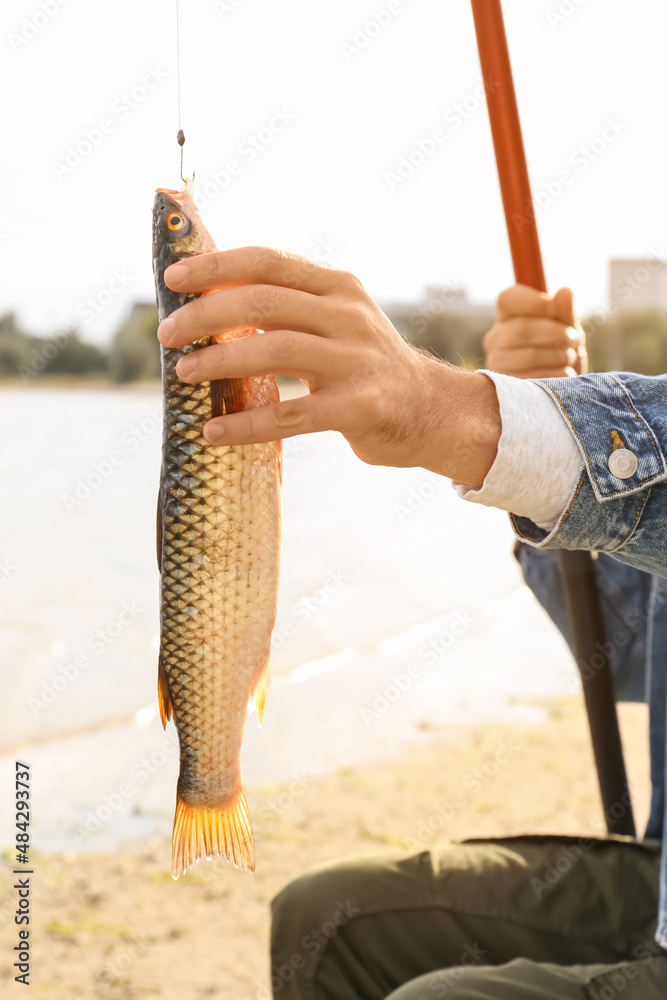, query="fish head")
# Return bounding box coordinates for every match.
[152,180,216,267]
[152,180,216,321]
